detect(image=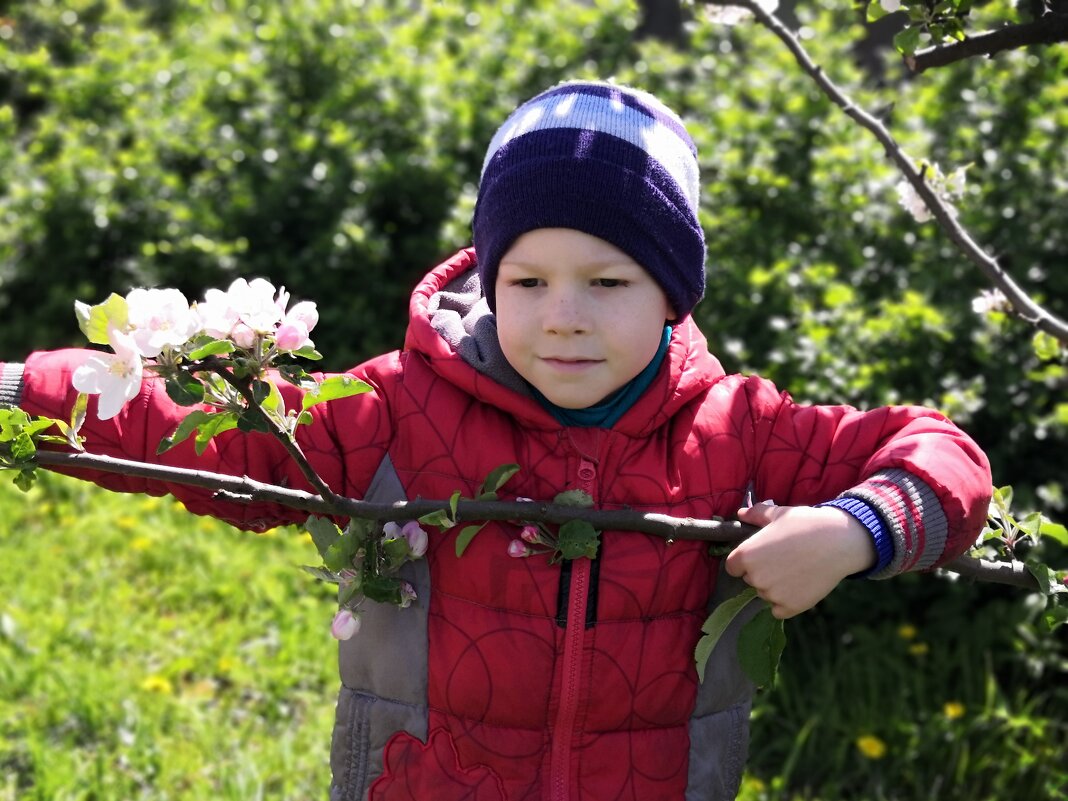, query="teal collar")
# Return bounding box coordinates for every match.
[531,326,672,429]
